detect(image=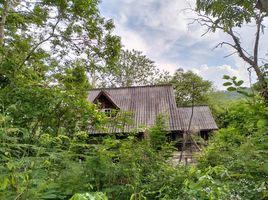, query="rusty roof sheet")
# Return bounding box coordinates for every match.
[87,85,217,134]
[88,85,182,133]
[177,106,218,131]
